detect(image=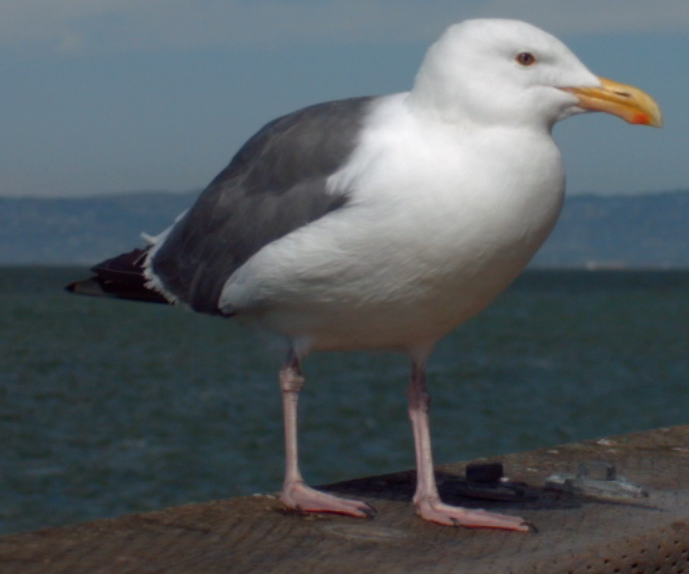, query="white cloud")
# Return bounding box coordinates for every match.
[0,0,687,55]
